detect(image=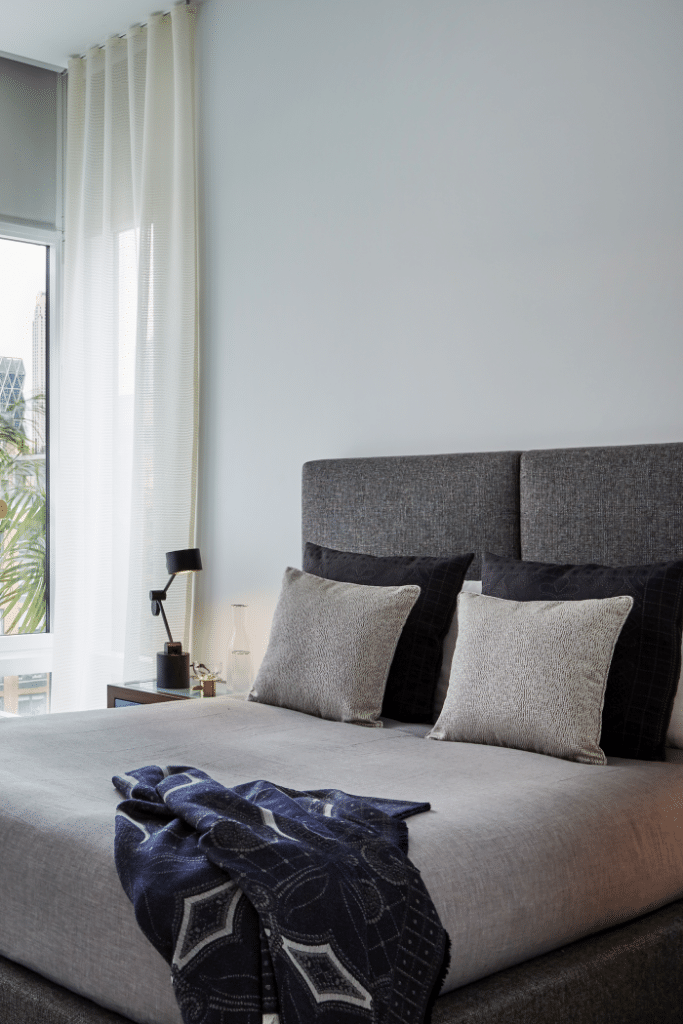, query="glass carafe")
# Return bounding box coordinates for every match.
[228,603,253,695]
